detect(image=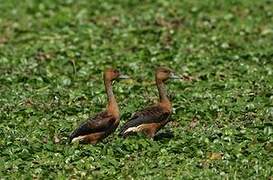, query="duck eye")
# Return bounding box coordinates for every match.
[114,70,119,74]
